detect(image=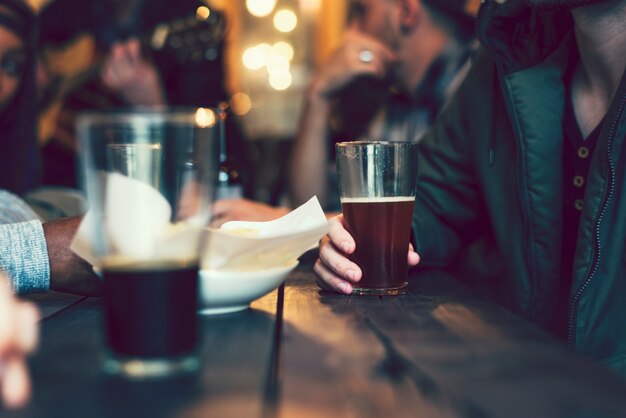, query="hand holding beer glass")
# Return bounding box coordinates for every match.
[316,141,418,295]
